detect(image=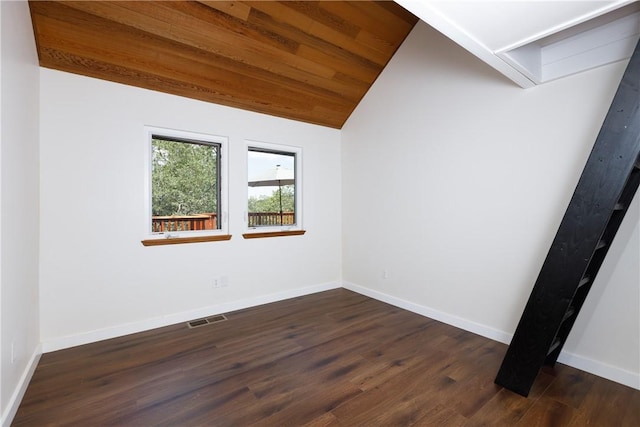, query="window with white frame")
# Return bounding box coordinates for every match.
[146,128,228,239]
[247,142,302,231]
